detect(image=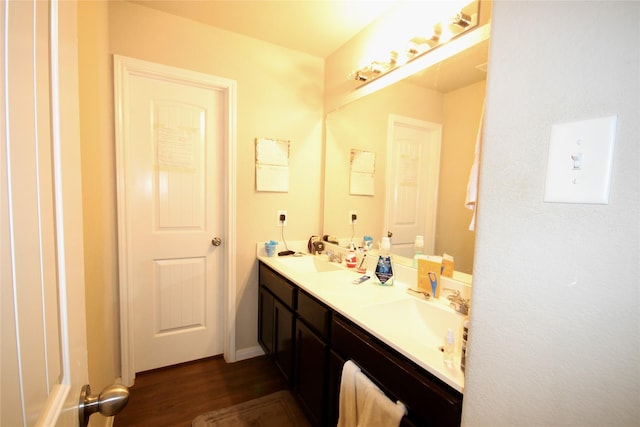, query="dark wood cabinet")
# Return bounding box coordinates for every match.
[332,315,463,427]
[273,298,294,383]
[328,350,346,426]
[294,320,328,426]
[258,264,295,385]
[258,286,274,353]
[258,261,463,427]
